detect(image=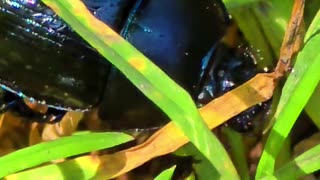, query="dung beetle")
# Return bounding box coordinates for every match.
[0,0,258,131]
